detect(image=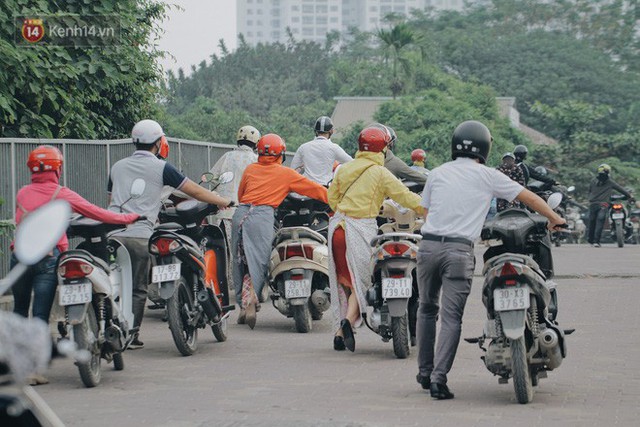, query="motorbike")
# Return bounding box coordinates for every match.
[629,201,640,245]
[1,201,71,426]
[465,193,573,404]
[564,205,586,244]
[53,179,145,387]
[148,172,234,356]
[269,193,331,333]
[366,199,422,359]
[608,195,634,248]
[528,181,574,247]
